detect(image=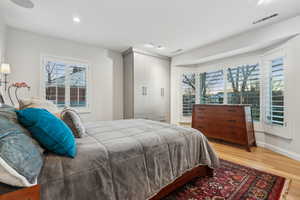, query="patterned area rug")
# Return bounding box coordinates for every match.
[165,159,290,200]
